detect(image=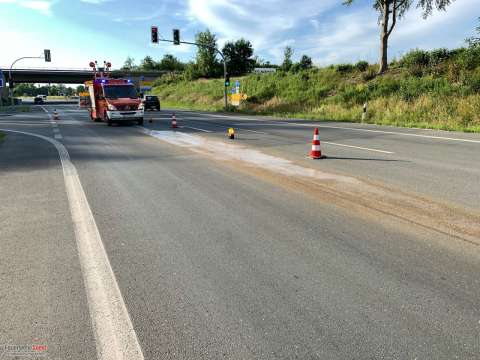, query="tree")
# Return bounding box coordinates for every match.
[343,0,454,74]
[195,29,221,78]
[121,56,137,70]
[222,39,255,76]
[76,85,86,94]
[466,17,480,47]
[281,46,293,71]
[139,56,158,71]
[158,54,185,72]
[299,55,313,70]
